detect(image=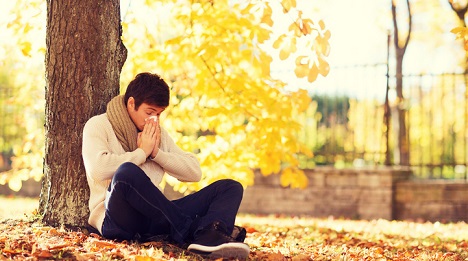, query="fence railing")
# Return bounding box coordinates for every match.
[1,66,467,179]
[0,84,22,172]
[296,64,468,180]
